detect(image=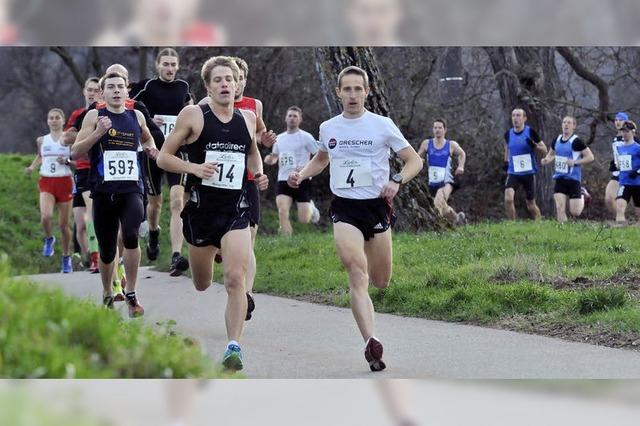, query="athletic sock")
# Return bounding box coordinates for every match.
[227,340,239,348]
[172,251,180,260]
[125,291,136,302]
[87,221,99,253]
